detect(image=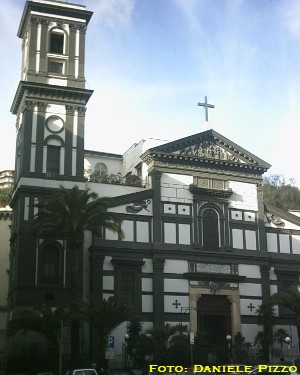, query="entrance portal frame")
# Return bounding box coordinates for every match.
[189,285,241,337]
